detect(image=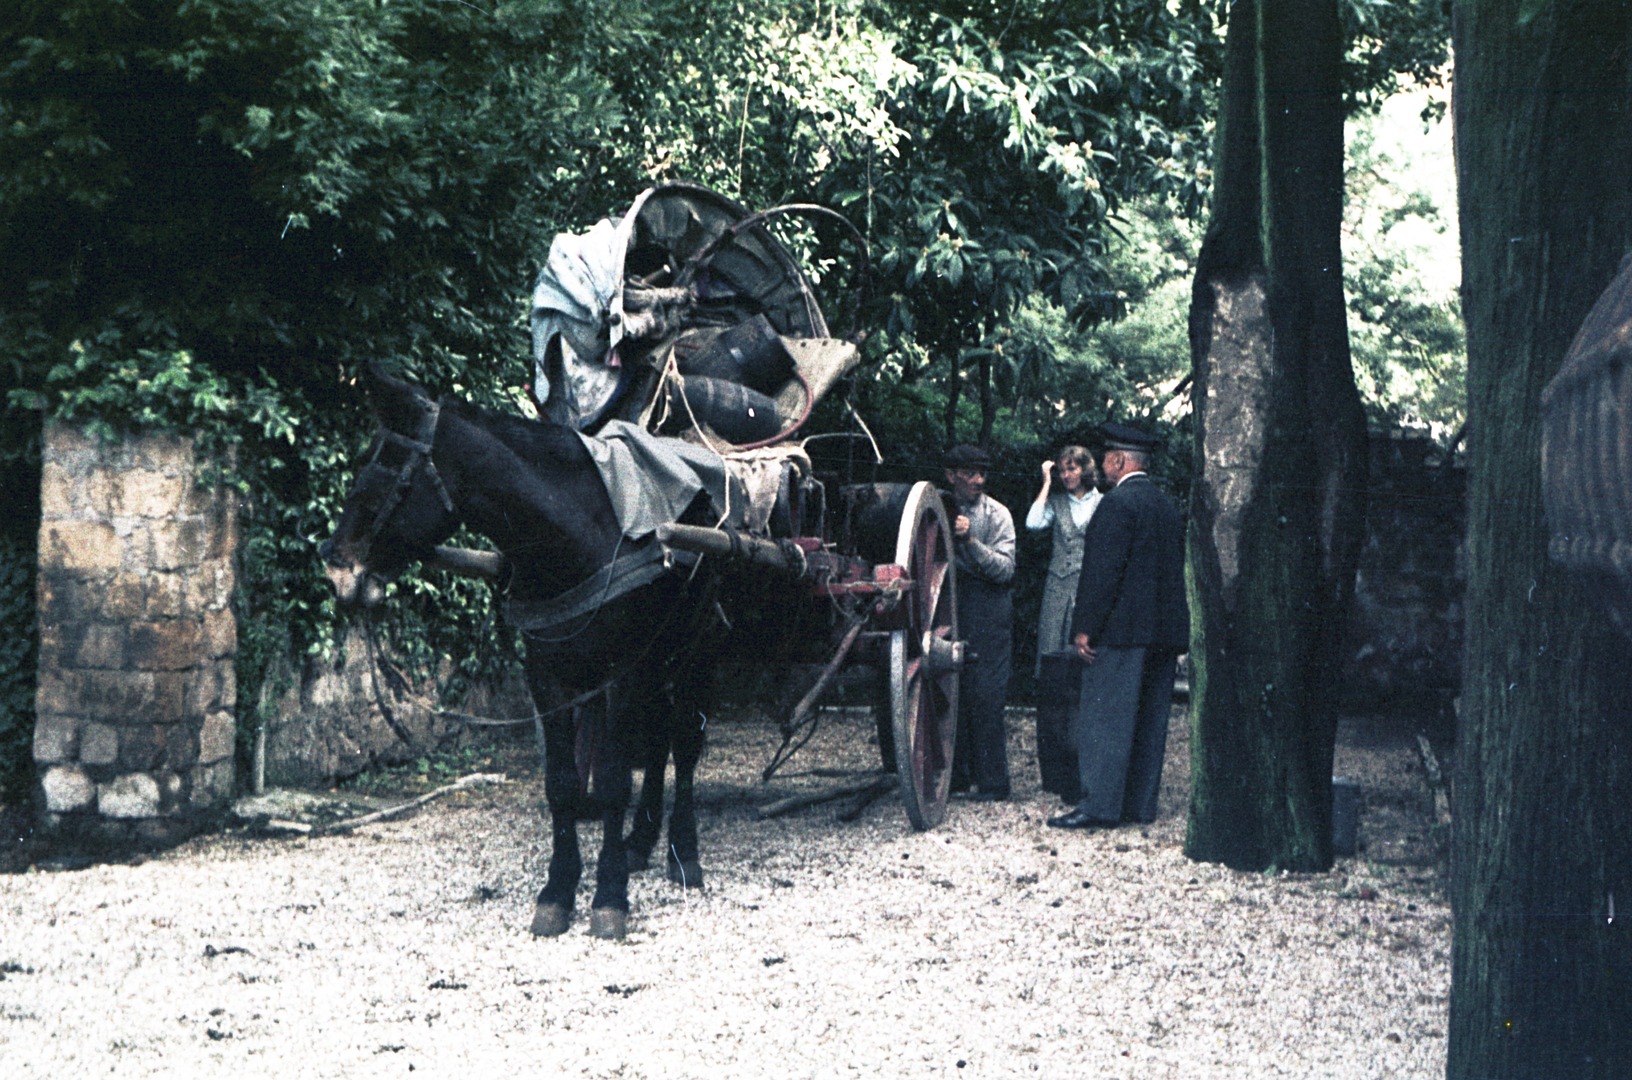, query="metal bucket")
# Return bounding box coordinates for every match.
[1332,776,1361,857]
